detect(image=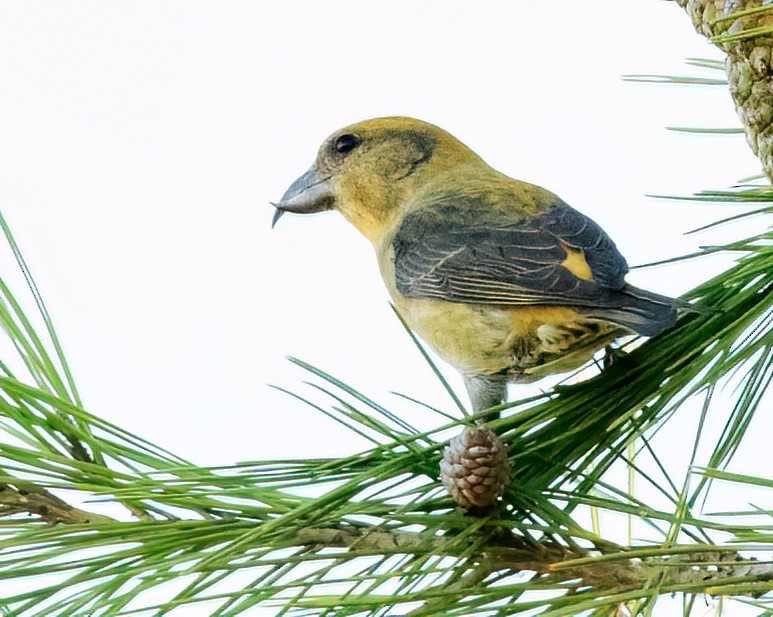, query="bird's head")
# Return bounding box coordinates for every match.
[272,117,482,243]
